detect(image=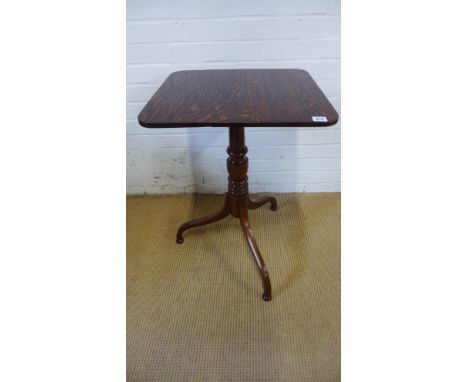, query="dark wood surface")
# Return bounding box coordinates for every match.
[138,69,338,128]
